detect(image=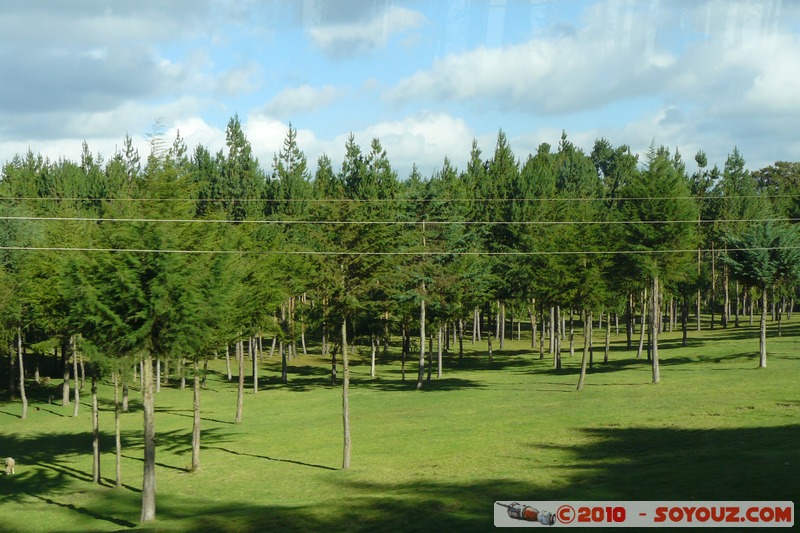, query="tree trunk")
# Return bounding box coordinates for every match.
[588,312,594,368]
[734,280,740,327]
[400,327,406,381]
[122,380,129,413]
[281,306,289,383]
[18,328,27,419]
[180,358,186,390]
[113,372,122,488]
[636,288,647,359]
[759,287,767,368]
[711,244,716,329]
[33,349,40,385]
[92,374,100,483]
[577,310,591,391]
[427,334,433,382]
[652,274,661,384]
[681,295,689,347]
[697,246,702,331]
[156,358,162,392]
[72,344,80,417]
[252,337,258,394]
[696,286,702,331]
[191,359,201,471]
[417,293,426,390]
[603,313,610,364]
[62,336,71,406]
[331,343,337,386]
[437,327,443,378]
[487,332,493,362]
[235,340,244,424]
[553,306,561,370]
[541,309,546,354]
[722,265,729,328]
[529,300,536,349]
[626,294,633,348]
[499,301,505,350]
[140,353,157,522]
[341,316,351,469]
[370,334,377,378]
[458,319,464,366]
[79,353,85,391]
[225,344,231,381]
[569,311,575,358]
[7,344,15,401]
[548,306,555,354]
